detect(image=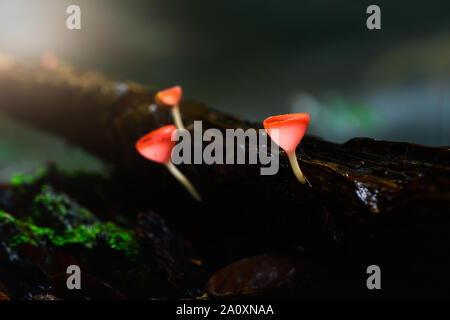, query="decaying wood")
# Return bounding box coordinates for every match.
[0,57,449,279]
